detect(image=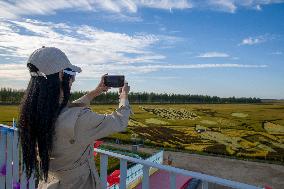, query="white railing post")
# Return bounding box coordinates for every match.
[6,131,13,189]
[170,172,176,189]
[119,159,127,189]
[0,129,7,189]
[12,120,19,185]
[202,180,209,189]
[142,165,150,189]
[100,154,108,189]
